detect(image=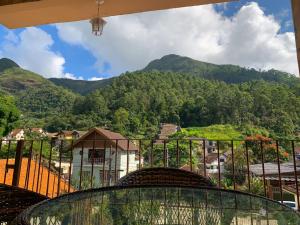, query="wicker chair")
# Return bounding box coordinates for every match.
[117,167,215,188]
[0,184,47,224]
